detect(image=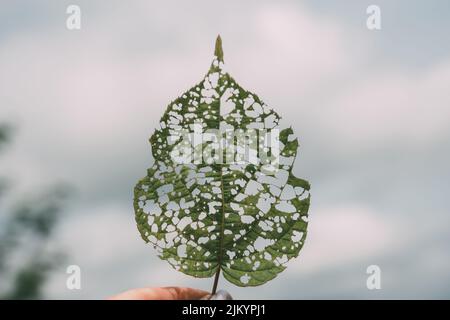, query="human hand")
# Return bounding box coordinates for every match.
[109,286,209,300]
